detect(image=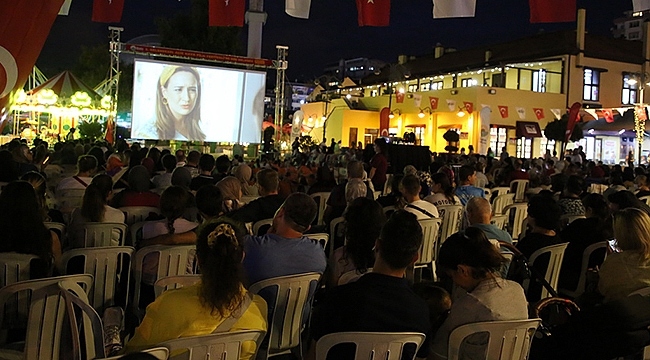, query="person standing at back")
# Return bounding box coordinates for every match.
[455,165,485,206]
